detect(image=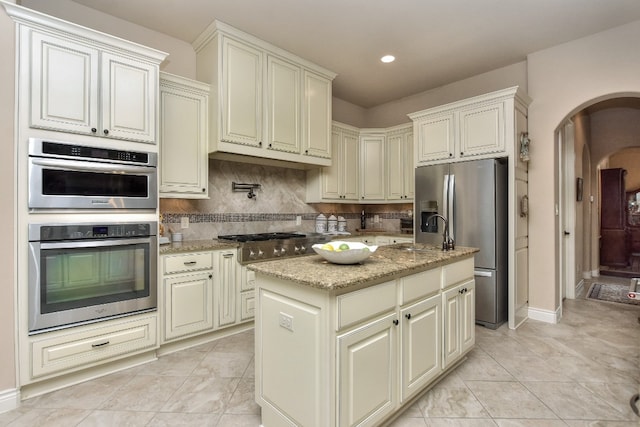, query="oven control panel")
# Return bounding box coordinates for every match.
[29,222,156,241]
